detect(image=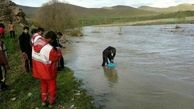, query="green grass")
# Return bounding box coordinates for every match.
[0,36,97,109]
[79,11,194,26]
